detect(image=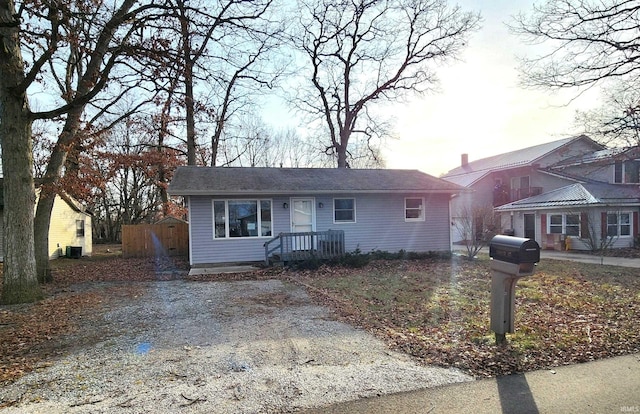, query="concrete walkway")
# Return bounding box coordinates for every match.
[303,353,640,414]
[188,265,260,276]
[454,245,640,268]
[540,250,640,268]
